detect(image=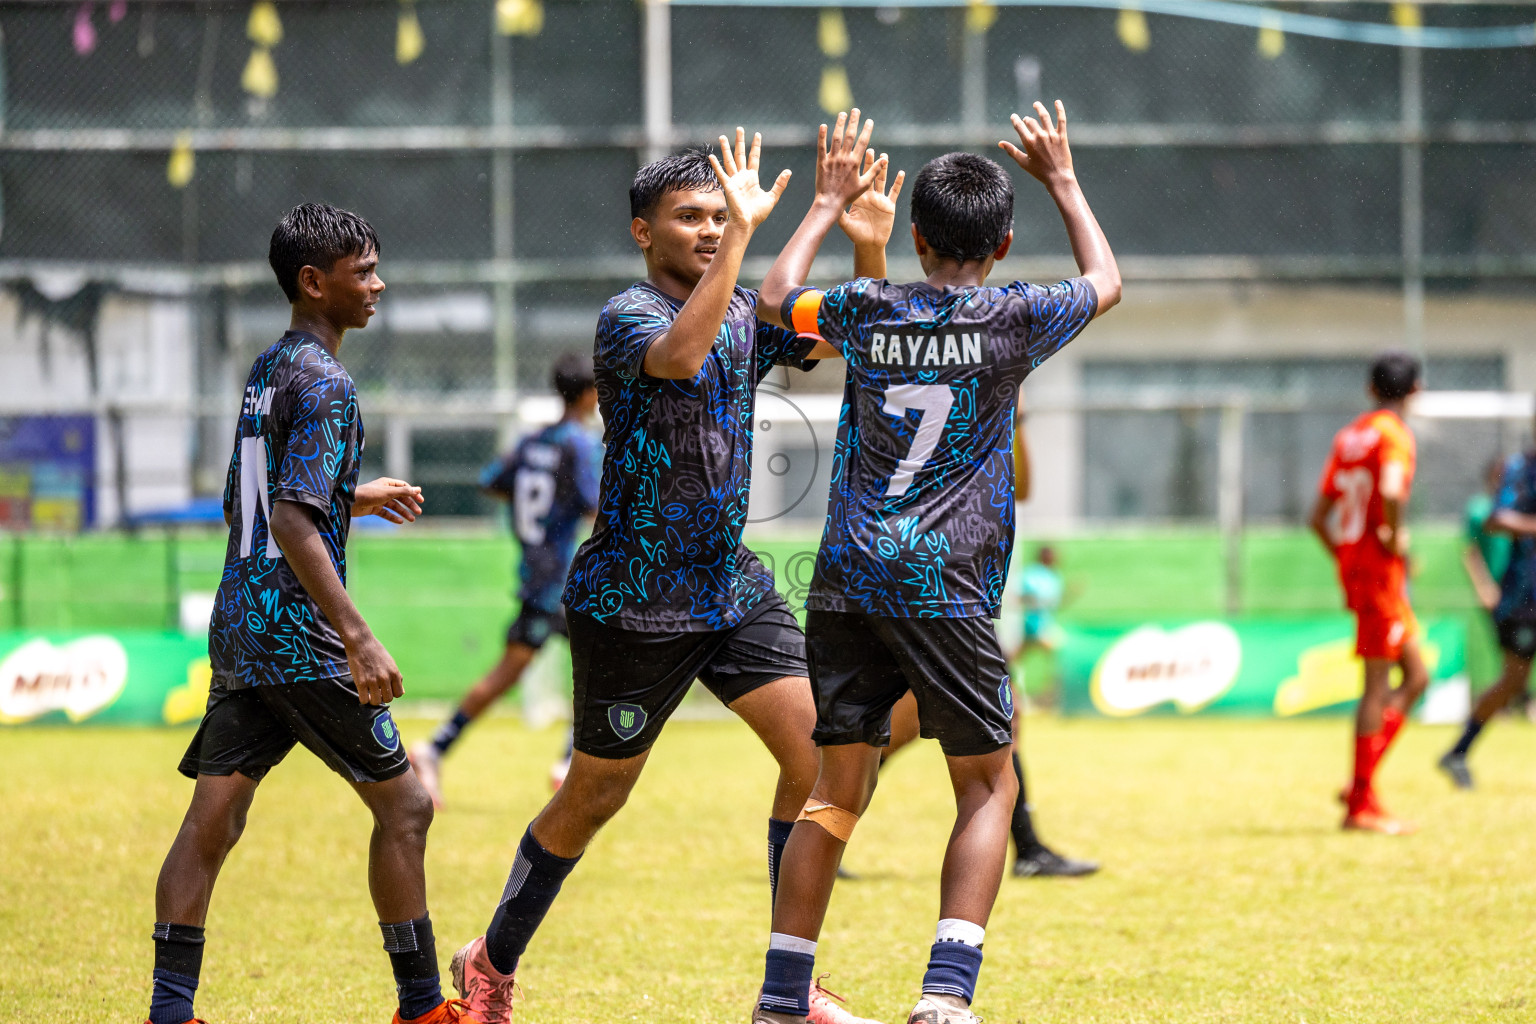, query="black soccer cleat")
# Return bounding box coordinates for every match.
[1437,750,1474,790]
[1013,844,1099,878]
